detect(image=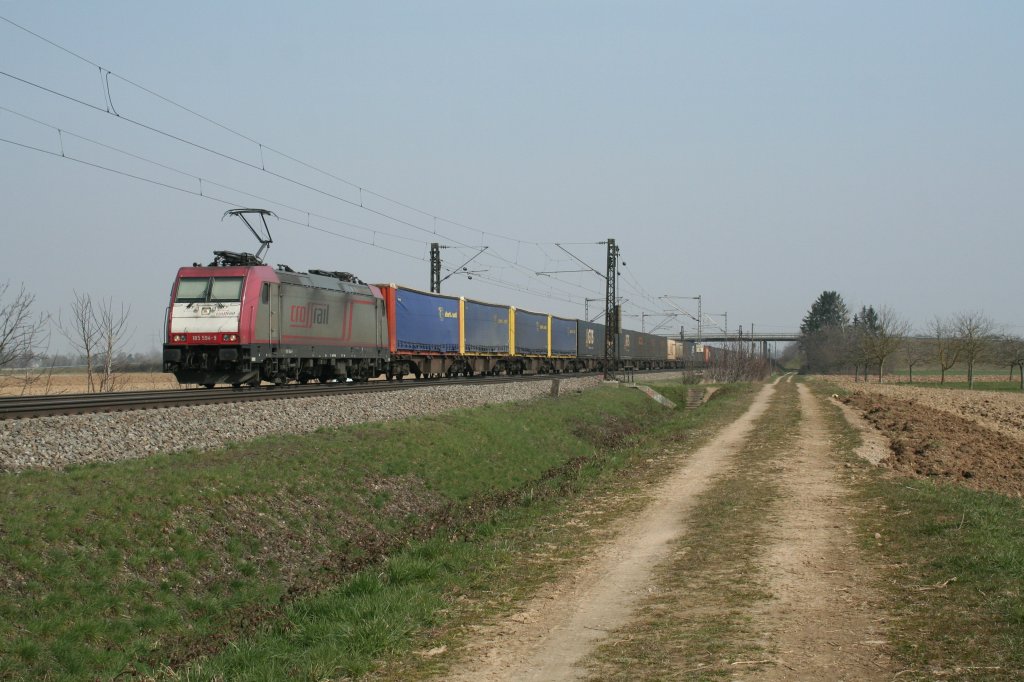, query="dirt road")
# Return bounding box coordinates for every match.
[740,382,891,680]
[440,376,893,680]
